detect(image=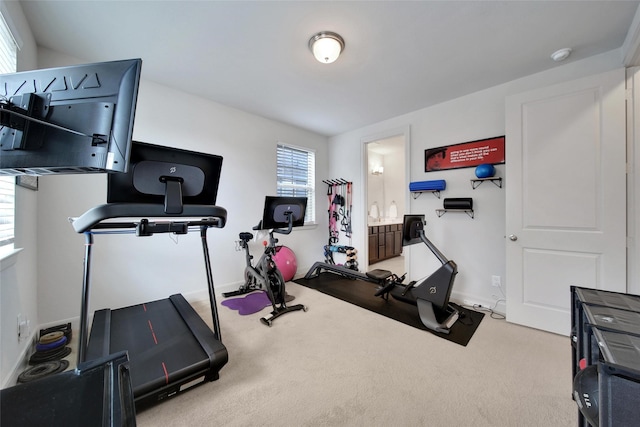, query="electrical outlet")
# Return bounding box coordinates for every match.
[491,275,501,288]
[17,314,29,342]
